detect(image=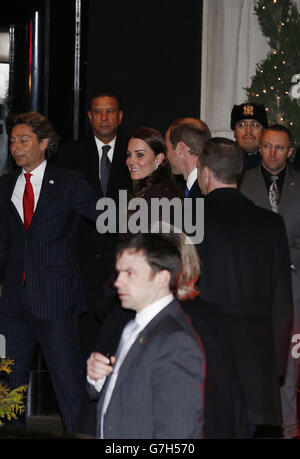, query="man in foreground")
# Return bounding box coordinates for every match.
[86,234,205,439]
